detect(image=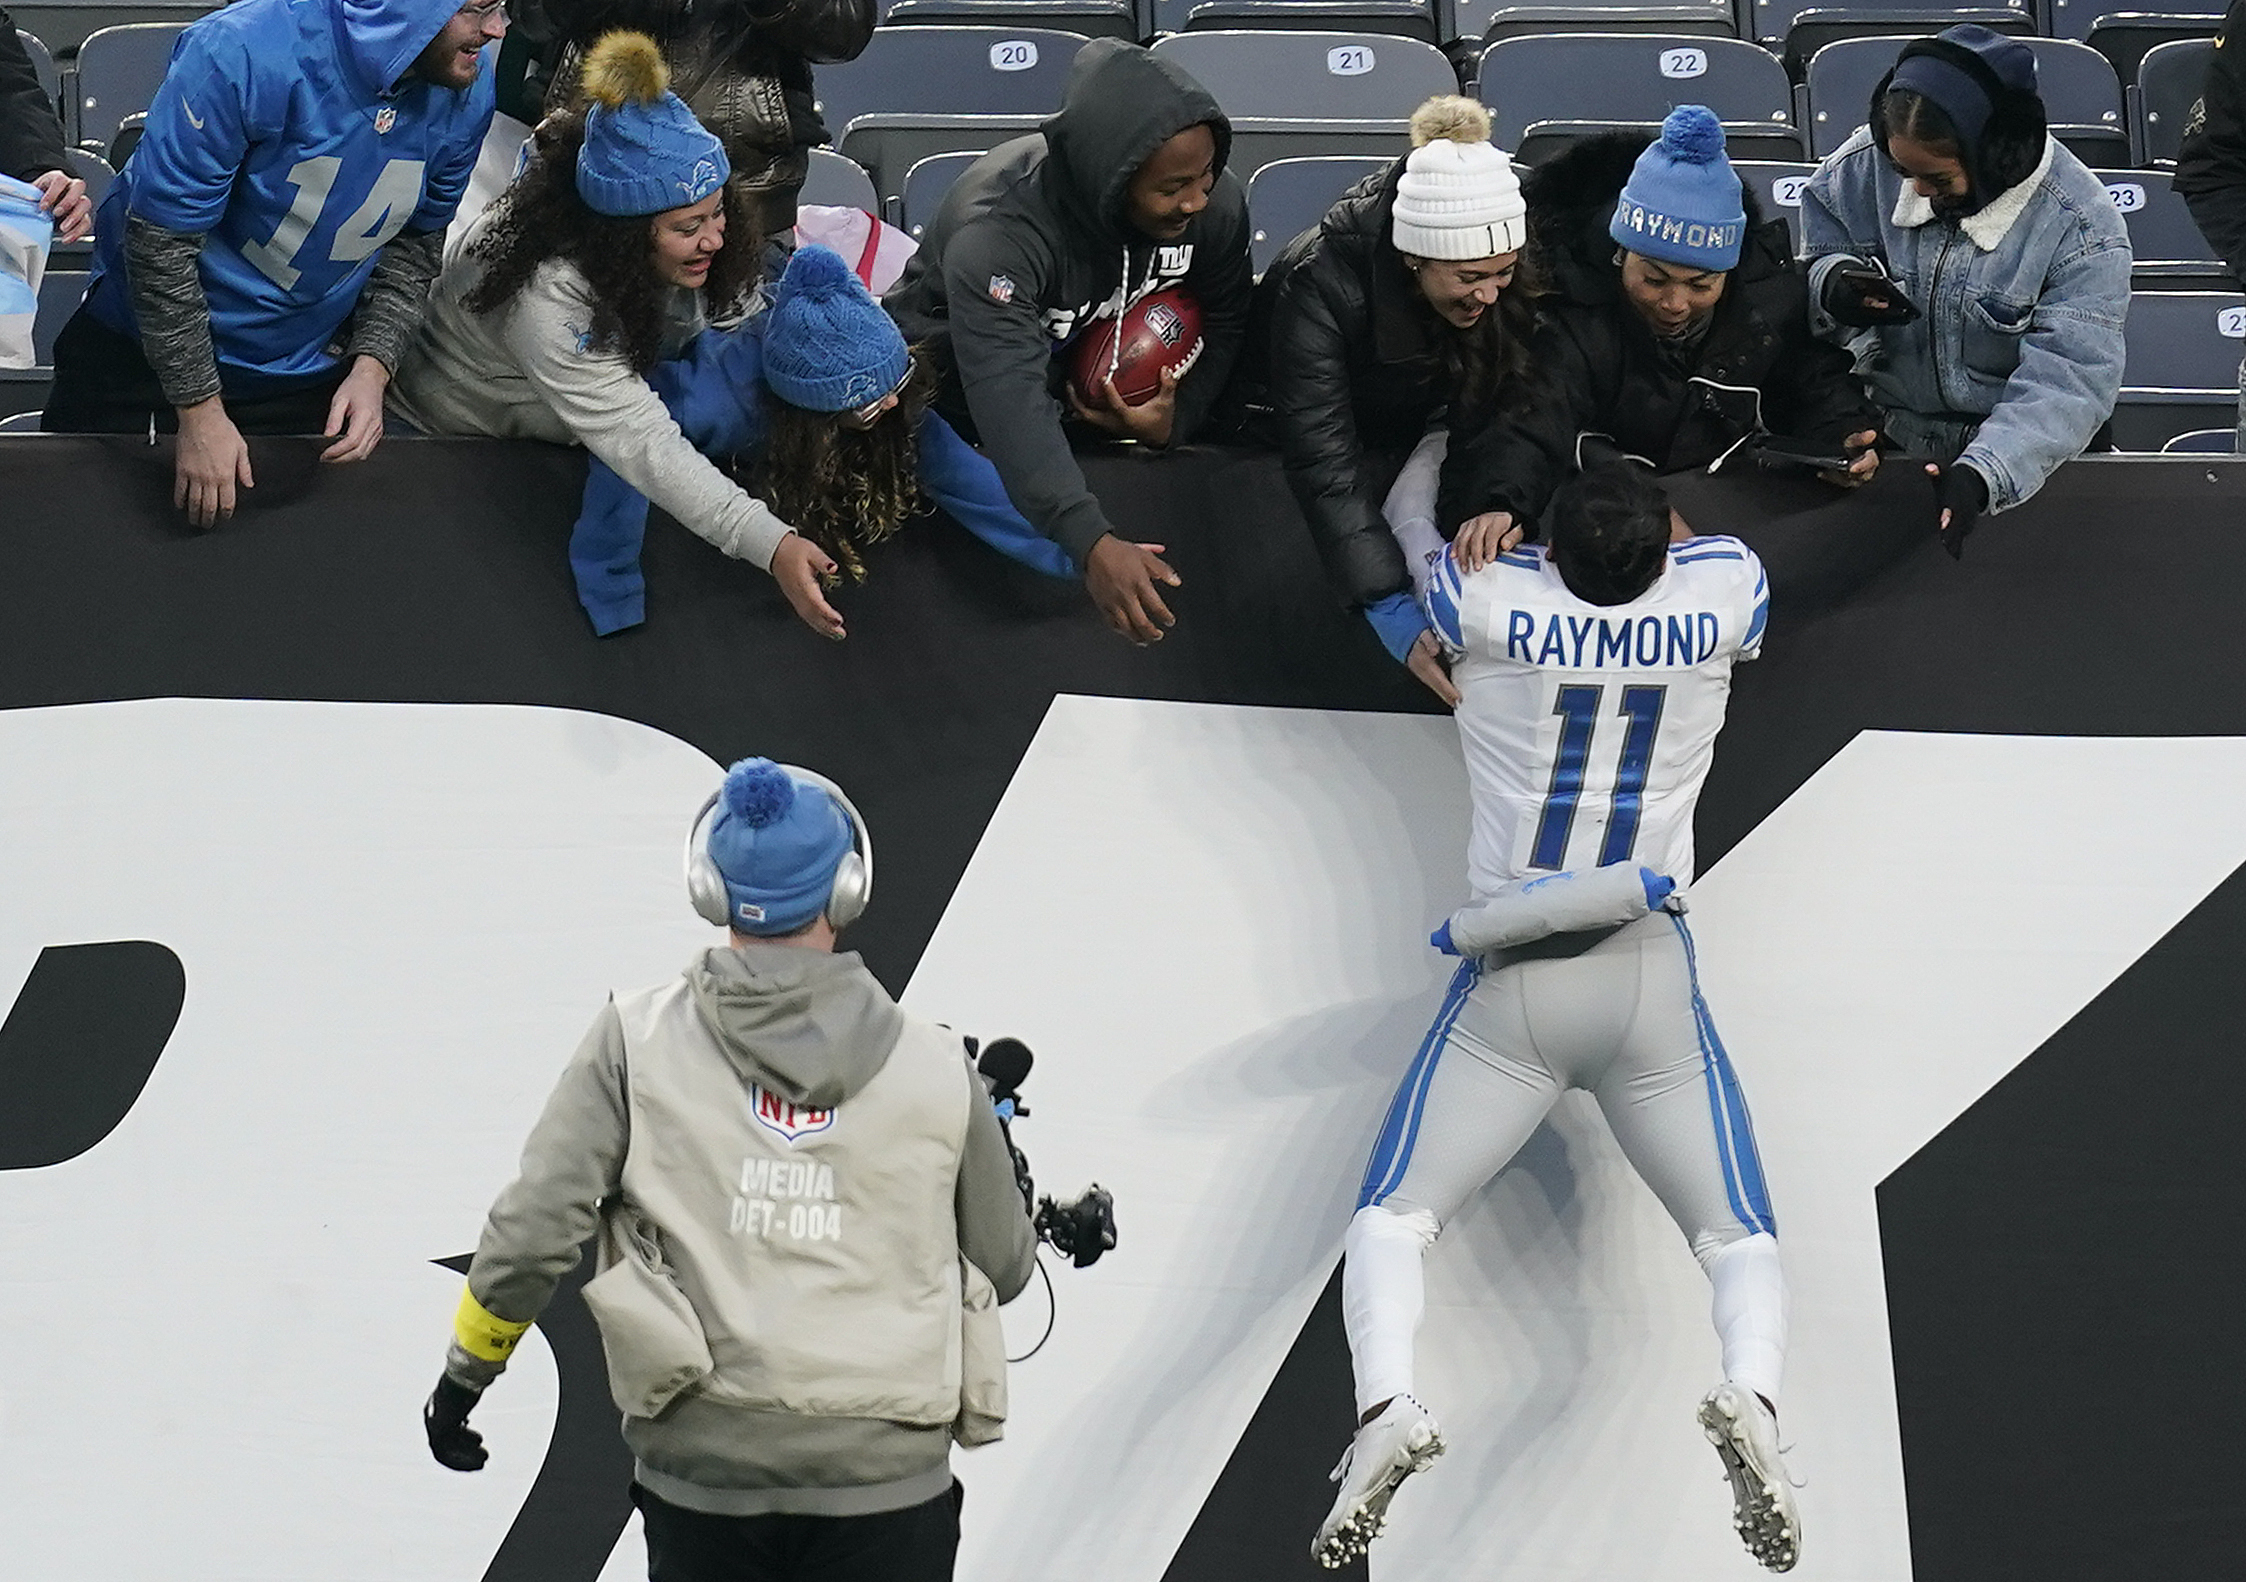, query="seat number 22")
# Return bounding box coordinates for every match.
[244,157,427,290]
[1531,683,1668,870]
